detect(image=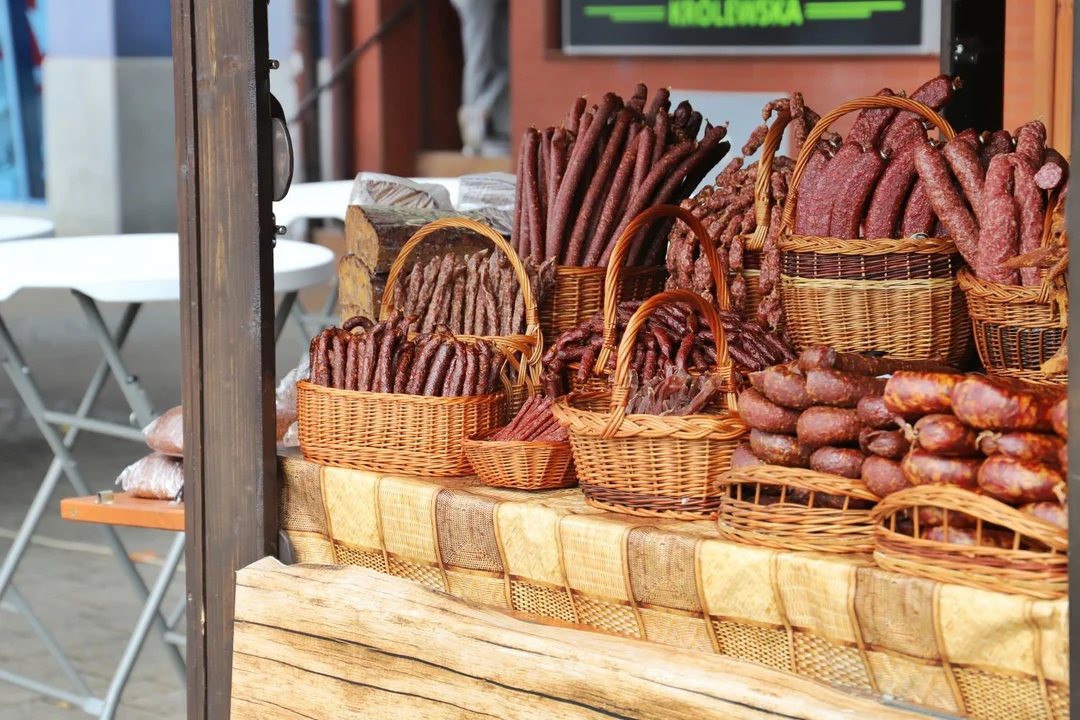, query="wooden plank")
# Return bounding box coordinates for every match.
[1033,0,1058,137]
[1067,5,1080,715]
[232,558,937,720]
[172,0,277,716]
[61,494,184,533]
[1053,0,1075,152]
[343,204,494,273]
